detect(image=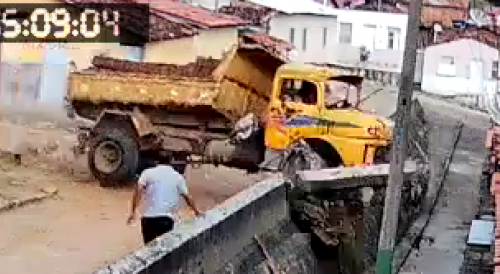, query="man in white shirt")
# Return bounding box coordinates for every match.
[126,156,202,244]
